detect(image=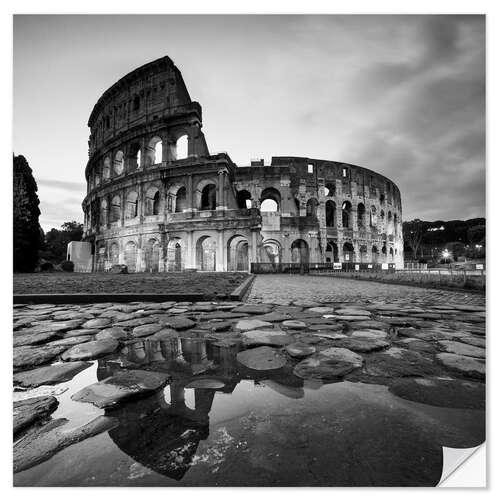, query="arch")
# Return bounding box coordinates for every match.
[126,191,138,219]
[382,244,387,256]
[370,205,377,227]
[260,240,281,265]
[326,200,336,227]
[166,238,184,271]
[103,157,111,180]
[294,197,301,215]
[306,198,318,218]
[380,209,385,220]
[174,186,187,212]
[124,241,137,272]
[291,239,309,265]
[176,134,188,160]
[200,183,217,210]
[324,182,336,197]
[110,195,121,223]
[325,241,339,263]
[342,201,352,228]
[96,245,106,272]
[372,245,379,264]
[343,242,354,262]
[109,242,119,266]
[128,143,141,171]
[100,199,108,225]
[95,171,101,186]
[145,136,162,166]
[260,187,281,212]
[388,210,393,222]
[389,247,394,260]
[114,150,124,175]
[359,244,367,263]
[357,203,366,228]
[145,187,161,216]
[196,235,217,271]
[144,238,160,272]
[236,190,252,209]
[227,235,249,271]
[393,214,398,235]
